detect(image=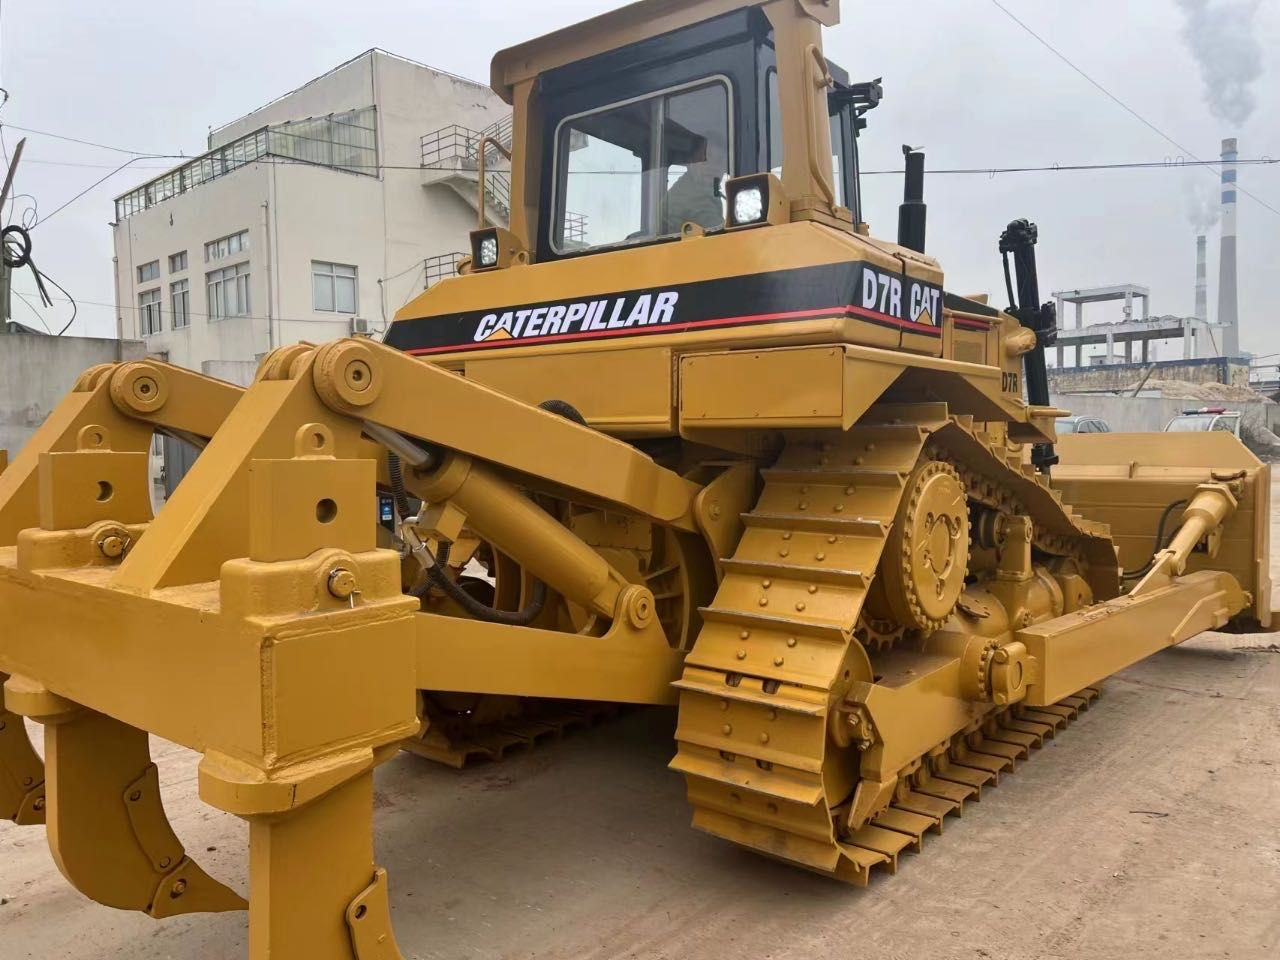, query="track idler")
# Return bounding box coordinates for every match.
[6,678,245,917]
